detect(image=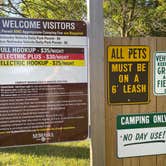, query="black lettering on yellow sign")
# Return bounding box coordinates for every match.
[128,48,147,59]
[111,48,124,59]
[108,46,149,104]
[27,61,48,66]
[0,60,26,66]
[0,60,84,66]
[110,48,147,60]
[108,46,150,104]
